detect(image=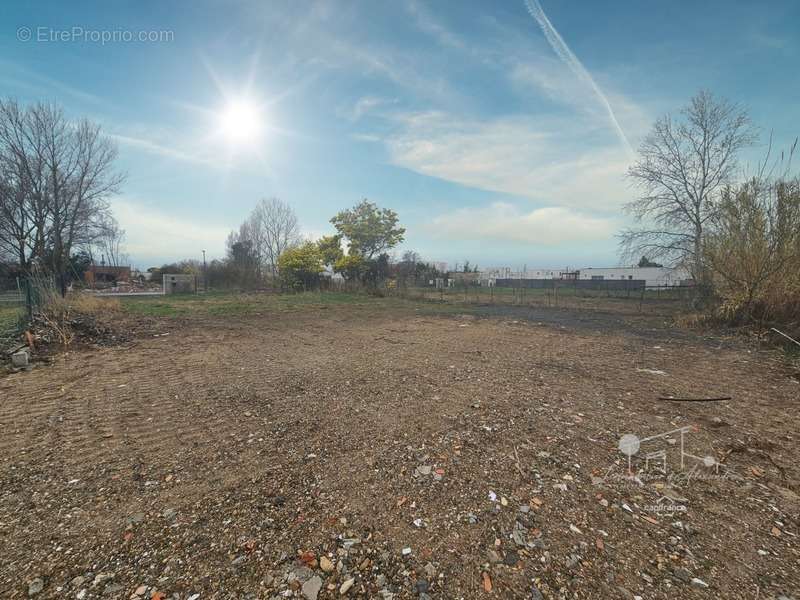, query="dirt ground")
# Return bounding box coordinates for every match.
[0,297,798,600]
